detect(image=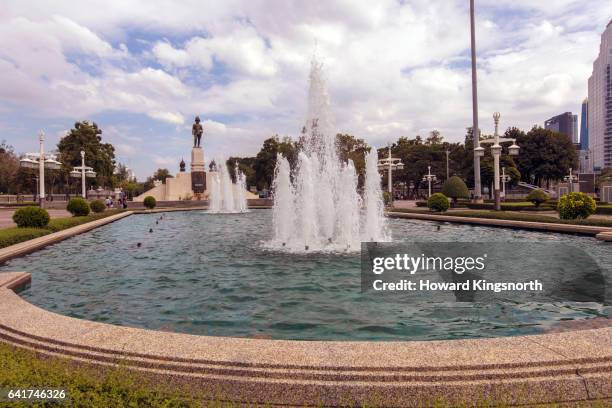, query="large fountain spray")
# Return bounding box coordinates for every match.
[270,59,389,251]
